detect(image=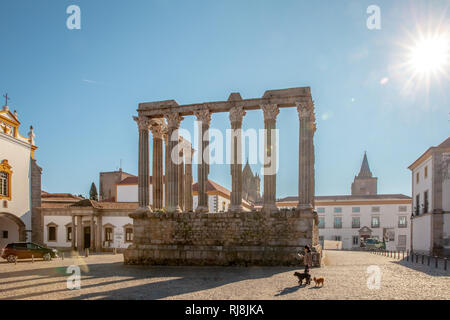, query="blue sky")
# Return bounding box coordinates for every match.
[0,0,448,198]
